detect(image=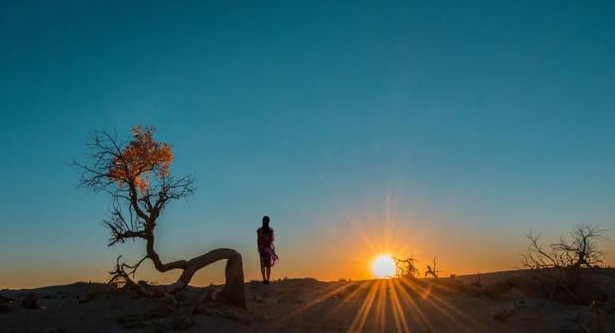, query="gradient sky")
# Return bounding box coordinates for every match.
[1,0,614,288]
